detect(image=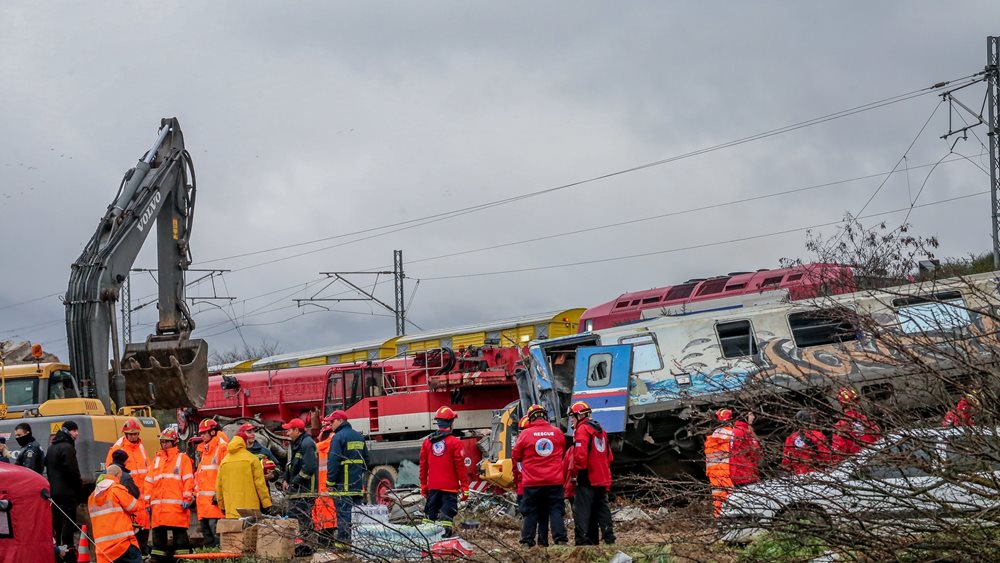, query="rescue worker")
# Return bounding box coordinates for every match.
[280,417,318,545]
[105,420,150,553]
[831,387,881,460]
[0,437,9,463]
[568,401,614,545]
[13,422,45,474]
[194,419,228,548]
[145,428,195,563]
[241,423,281,481]
[730,412,762,486]
[513,415,552,539]
[418,406,470,537]
[782,410,831,475]
[216,426,273,519]
[312,415,338,545]
[326,410,368,543]
[110,450,142,499]
[511,404,568,547]
[705,408,761,518]
[943,392,979,427]
[47,420,83,563]
[89,465,143,563]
